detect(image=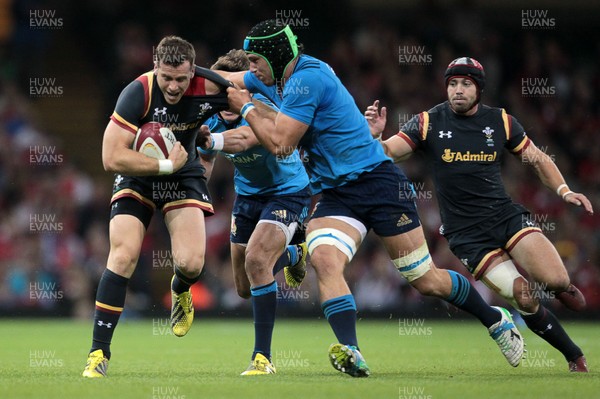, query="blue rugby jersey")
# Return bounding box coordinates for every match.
[244,55,390,193]
[202,94,309,196]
